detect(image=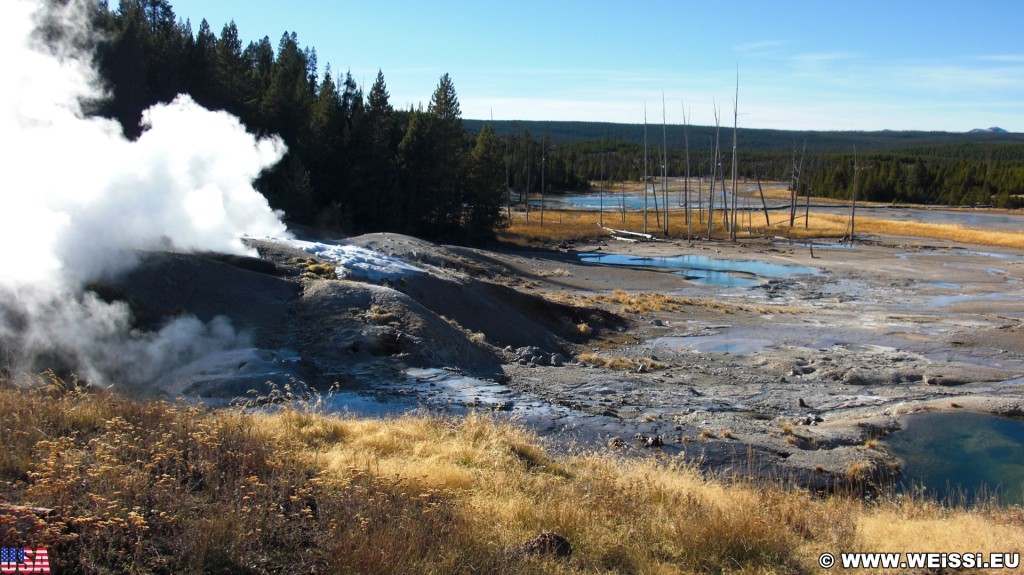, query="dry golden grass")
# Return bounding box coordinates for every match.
[438,315,487,347]
[550,289,800,317]
[808,213,1024,248]
[847,460,873,480]
[501,206,1024,249]
[550,289,721,314]
[501,208,740,243]
[857,504,1024,558]
[295,257,339,279]
[576,352,667,371]
[534,267,574,277]
[365,304,399,325]
[3,378,1023,574]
